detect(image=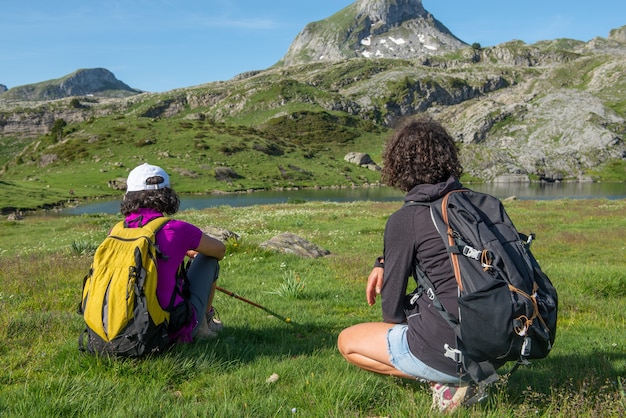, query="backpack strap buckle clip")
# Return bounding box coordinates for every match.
[444,343,463,363]
[462,245,481,260]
